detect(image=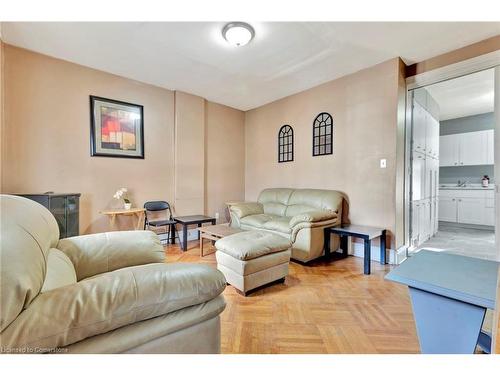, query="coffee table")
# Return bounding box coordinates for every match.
[198,224,242,257]
[174,215,216,251]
